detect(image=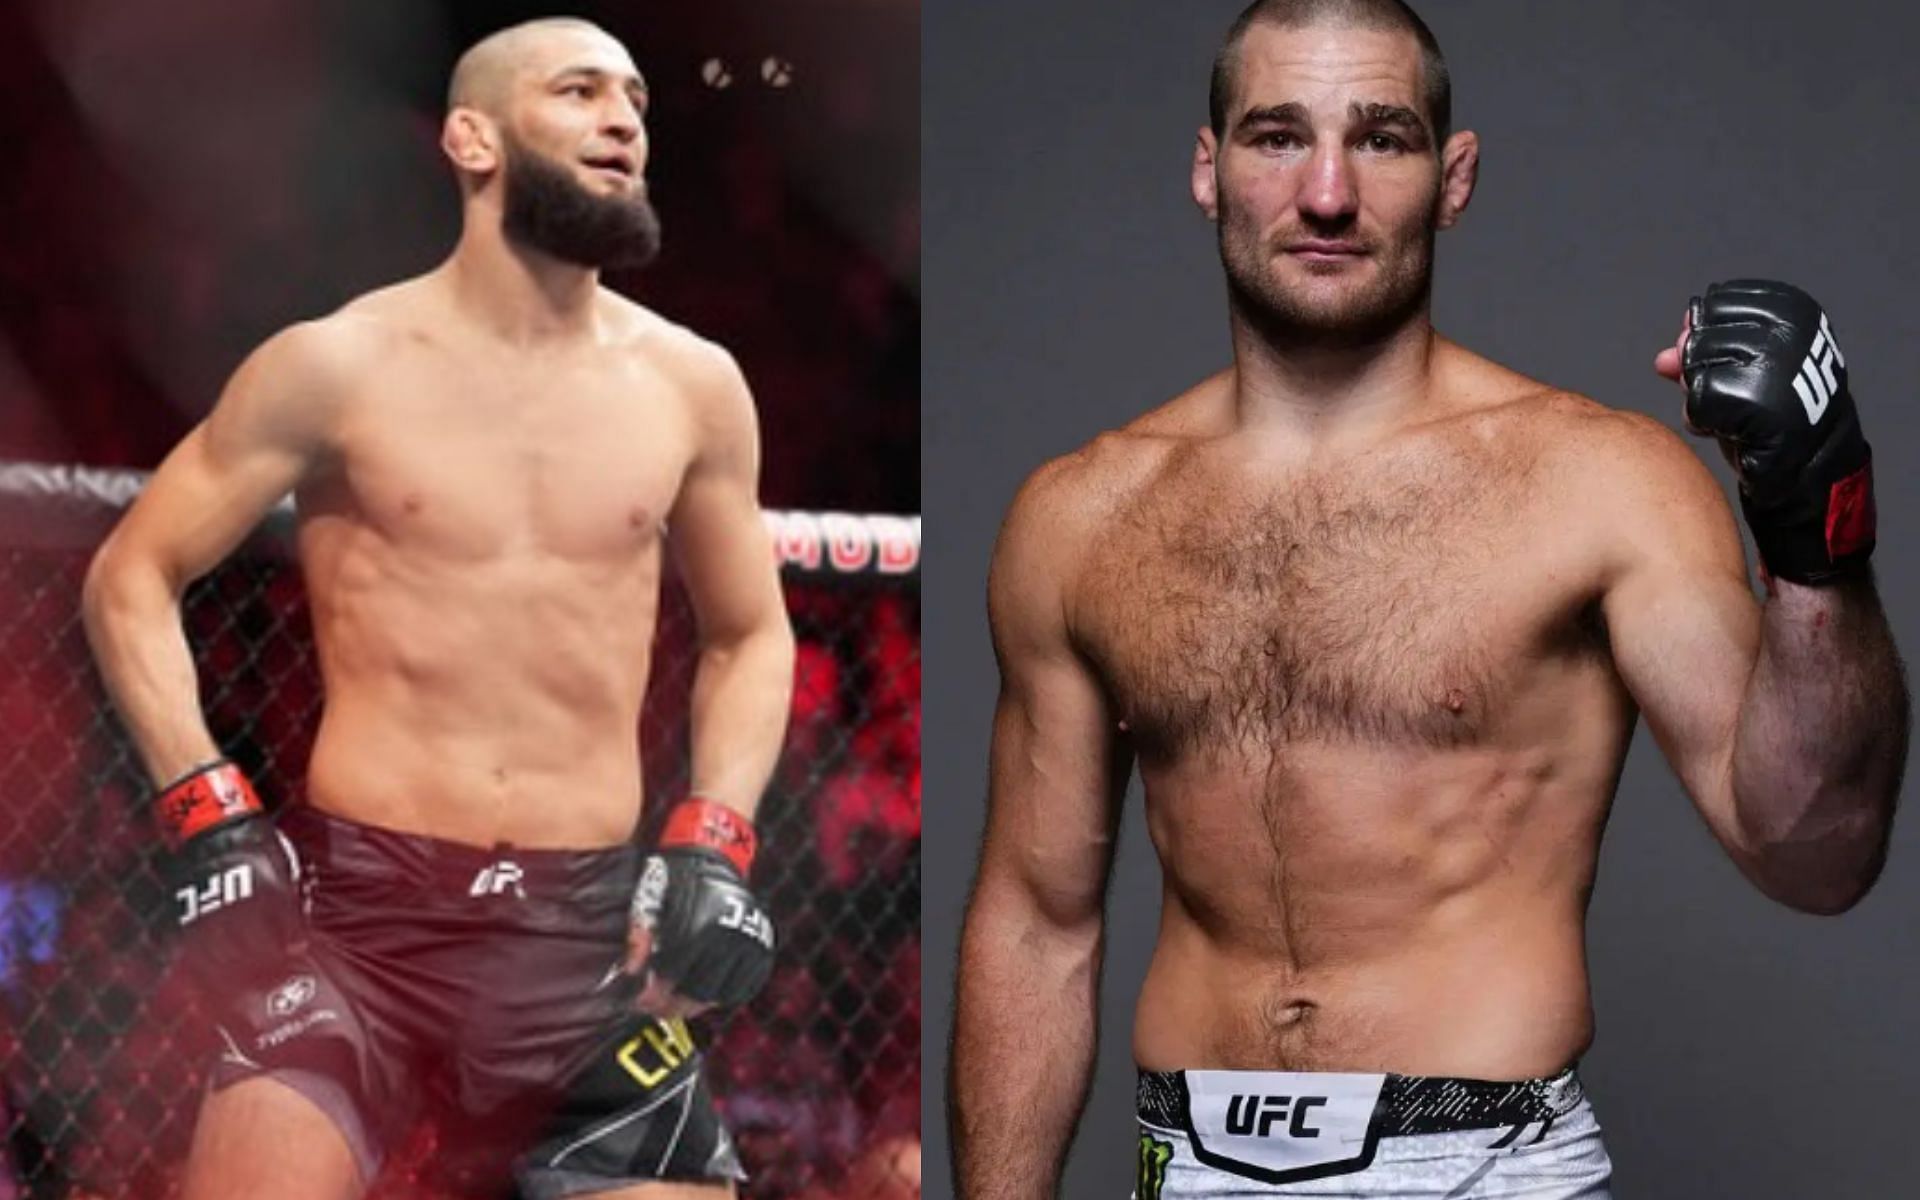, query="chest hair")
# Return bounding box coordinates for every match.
[1084,451,1550,761]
